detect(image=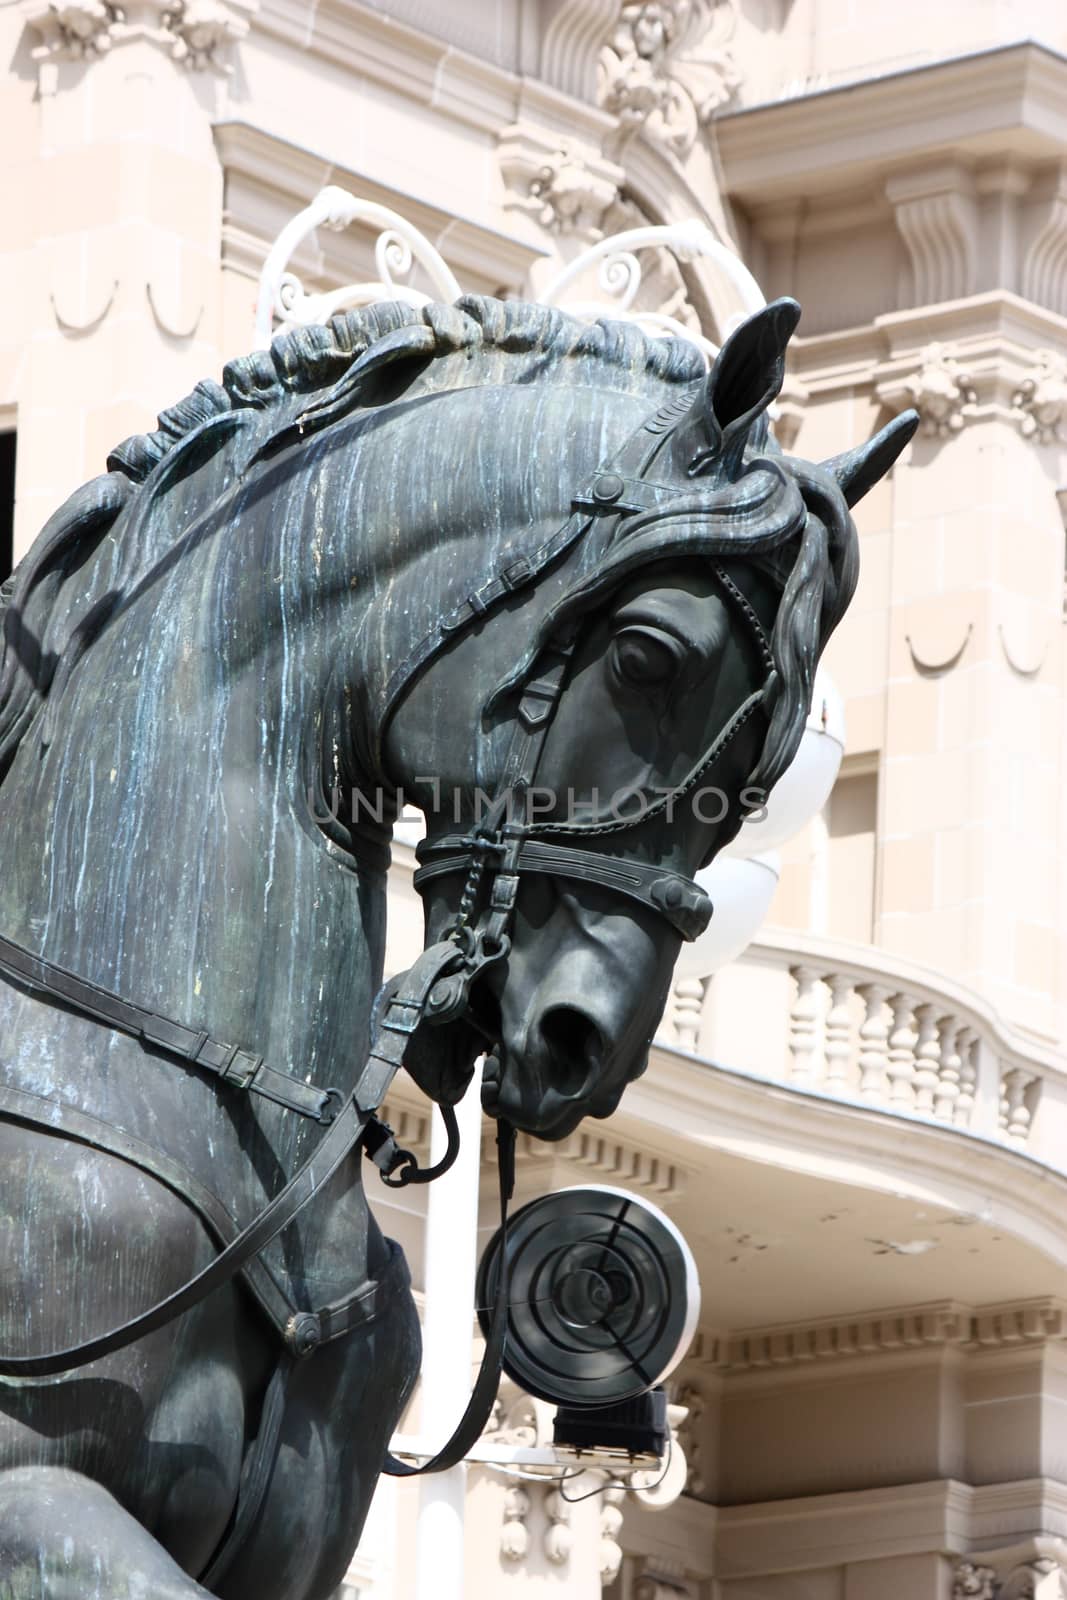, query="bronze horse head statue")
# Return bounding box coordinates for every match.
[0,295,914,1597]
